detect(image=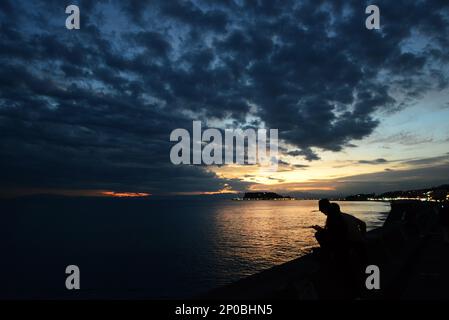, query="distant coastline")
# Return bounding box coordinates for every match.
[341,184,449,202]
